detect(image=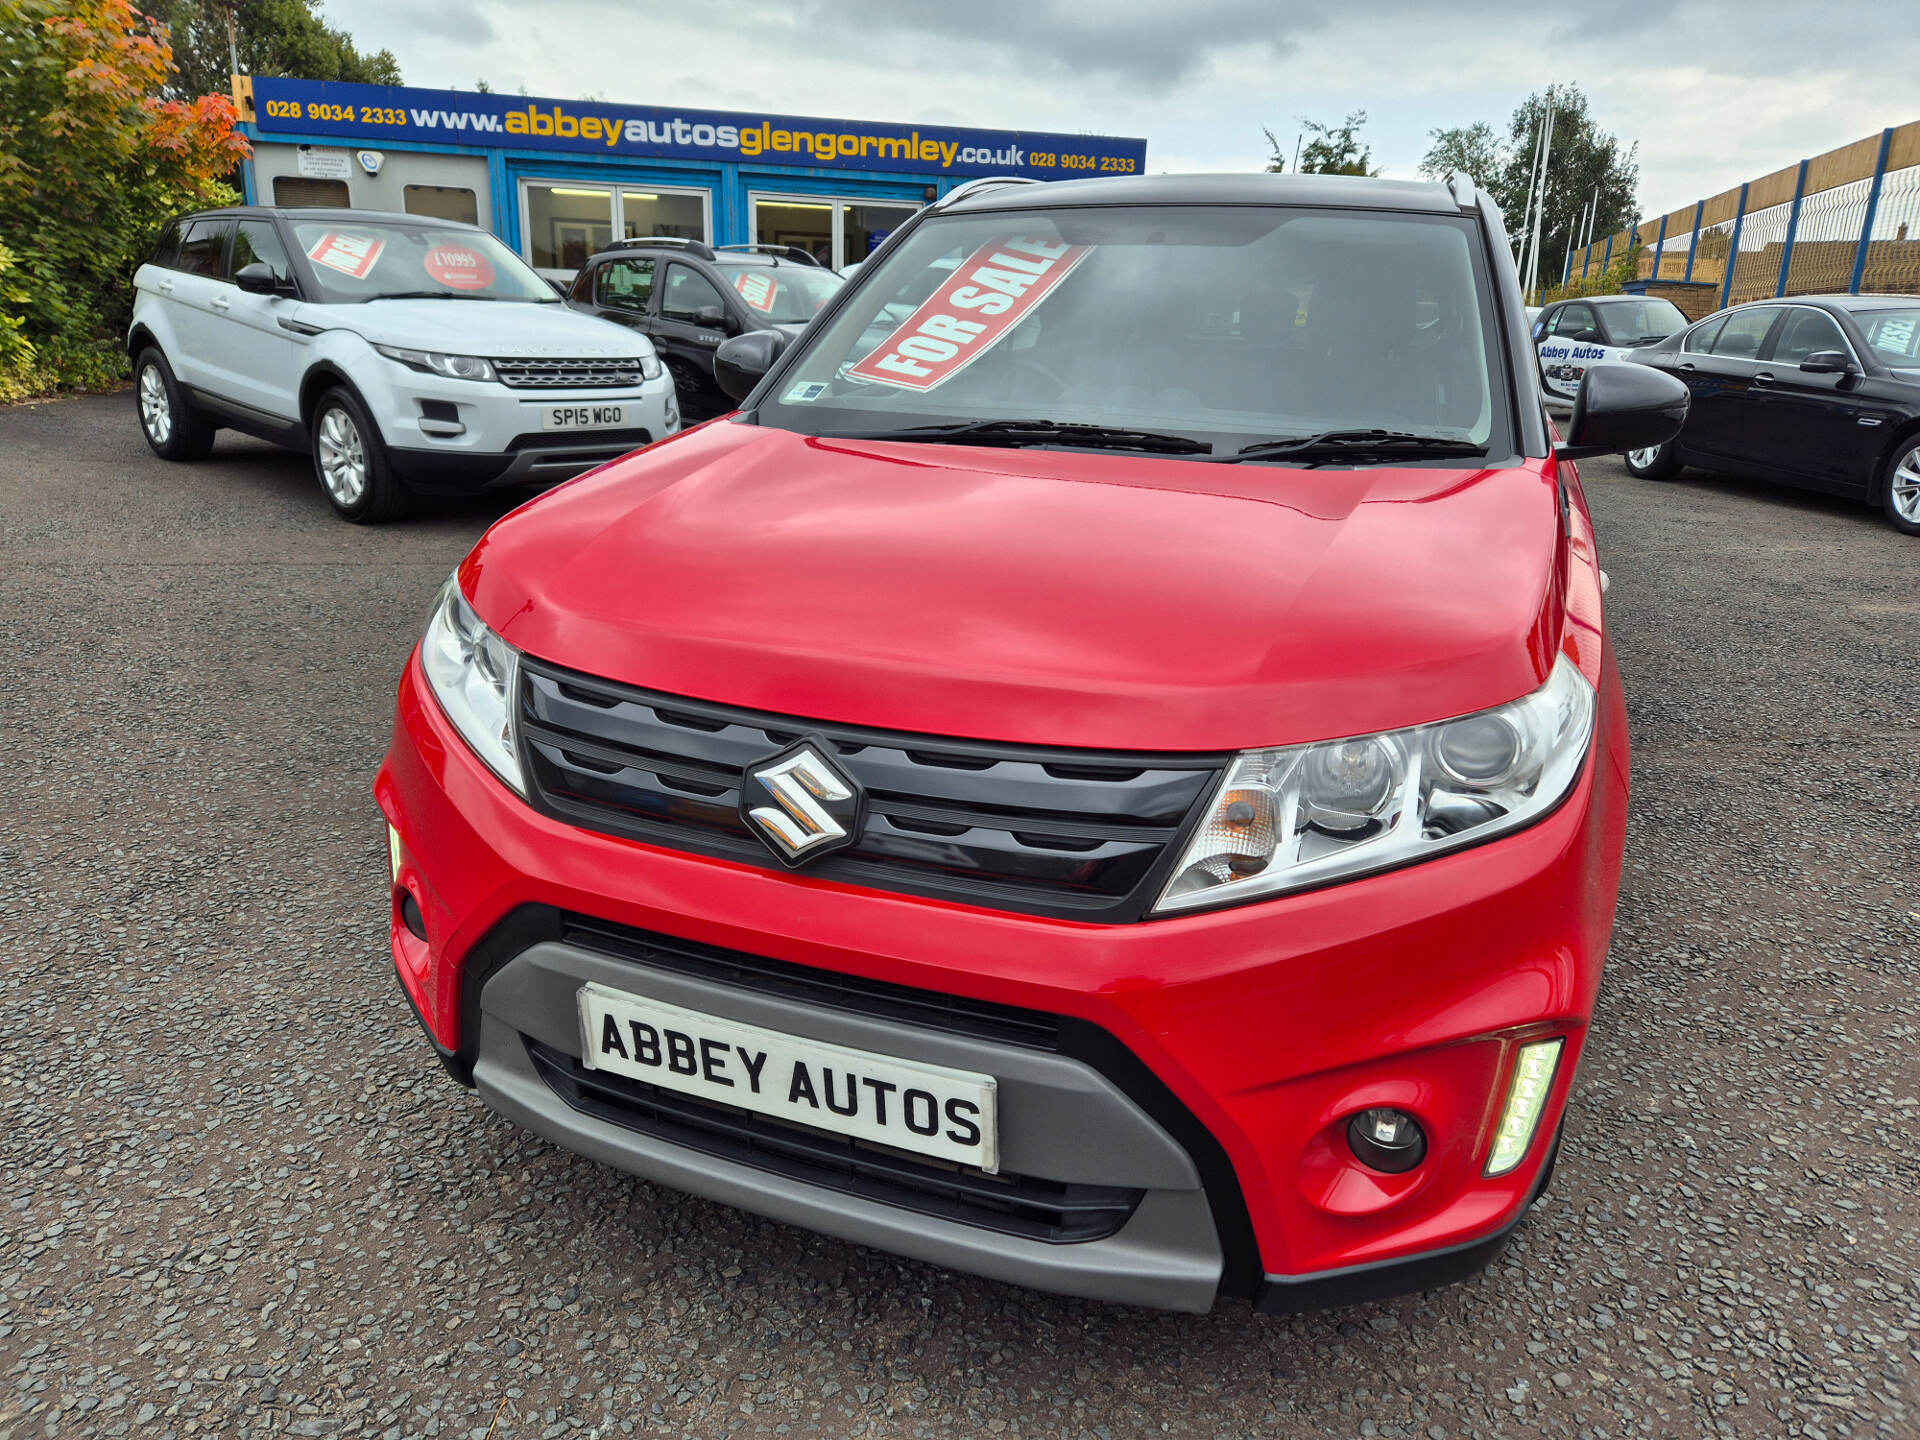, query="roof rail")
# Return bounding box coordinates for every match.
[608,236,716,260]
[712,242,823,267]
[1444,173,1479,211]
[931,175,1043,211]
